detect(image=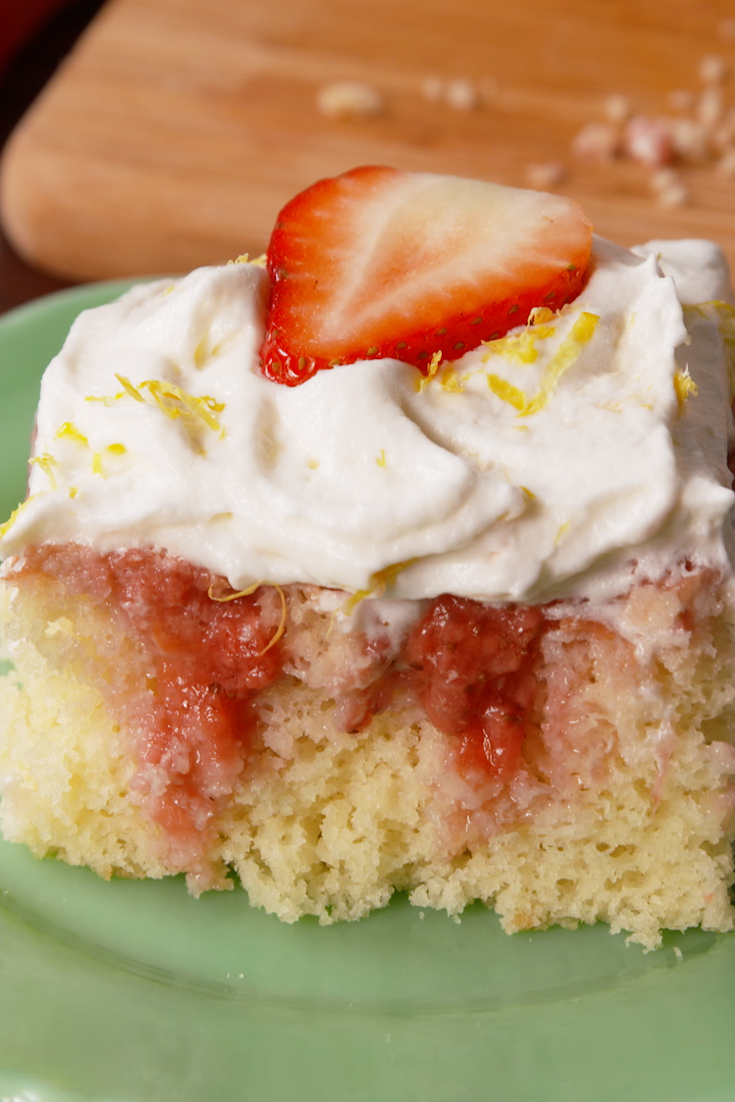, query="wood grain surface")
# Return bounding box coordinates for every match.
[3,0,735,280]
